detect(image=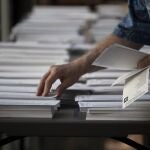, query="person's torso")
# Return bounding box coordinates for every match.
[130,0,150,22]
